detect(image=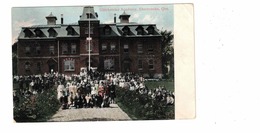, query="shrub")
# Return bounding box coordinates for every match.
[13,88,60,122]
[116,87,174,120]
